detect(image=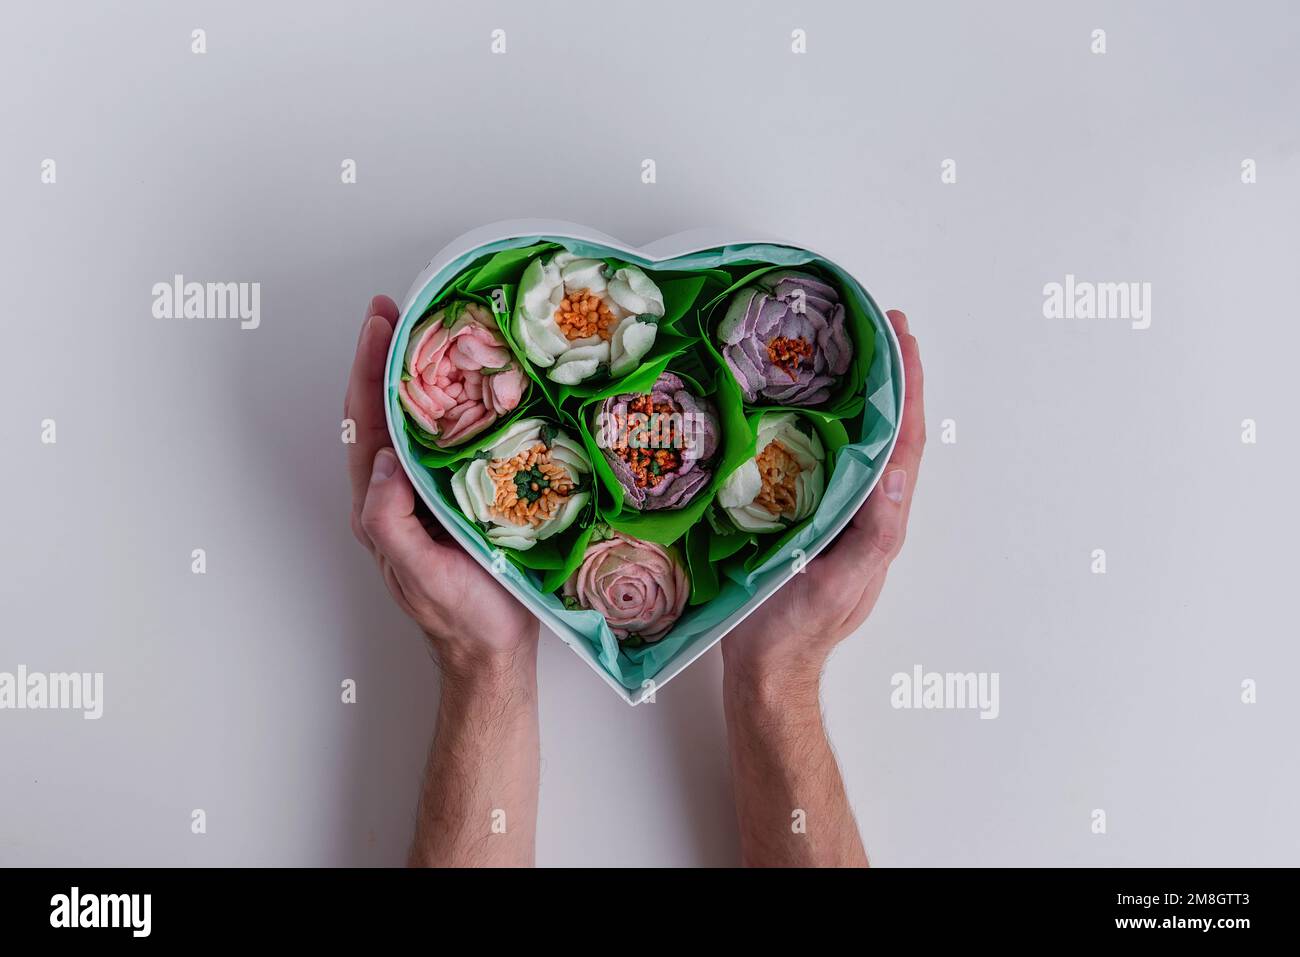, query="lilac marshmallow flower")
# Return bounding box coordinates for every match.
[717,270,852,406]
[594,372,719,511]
